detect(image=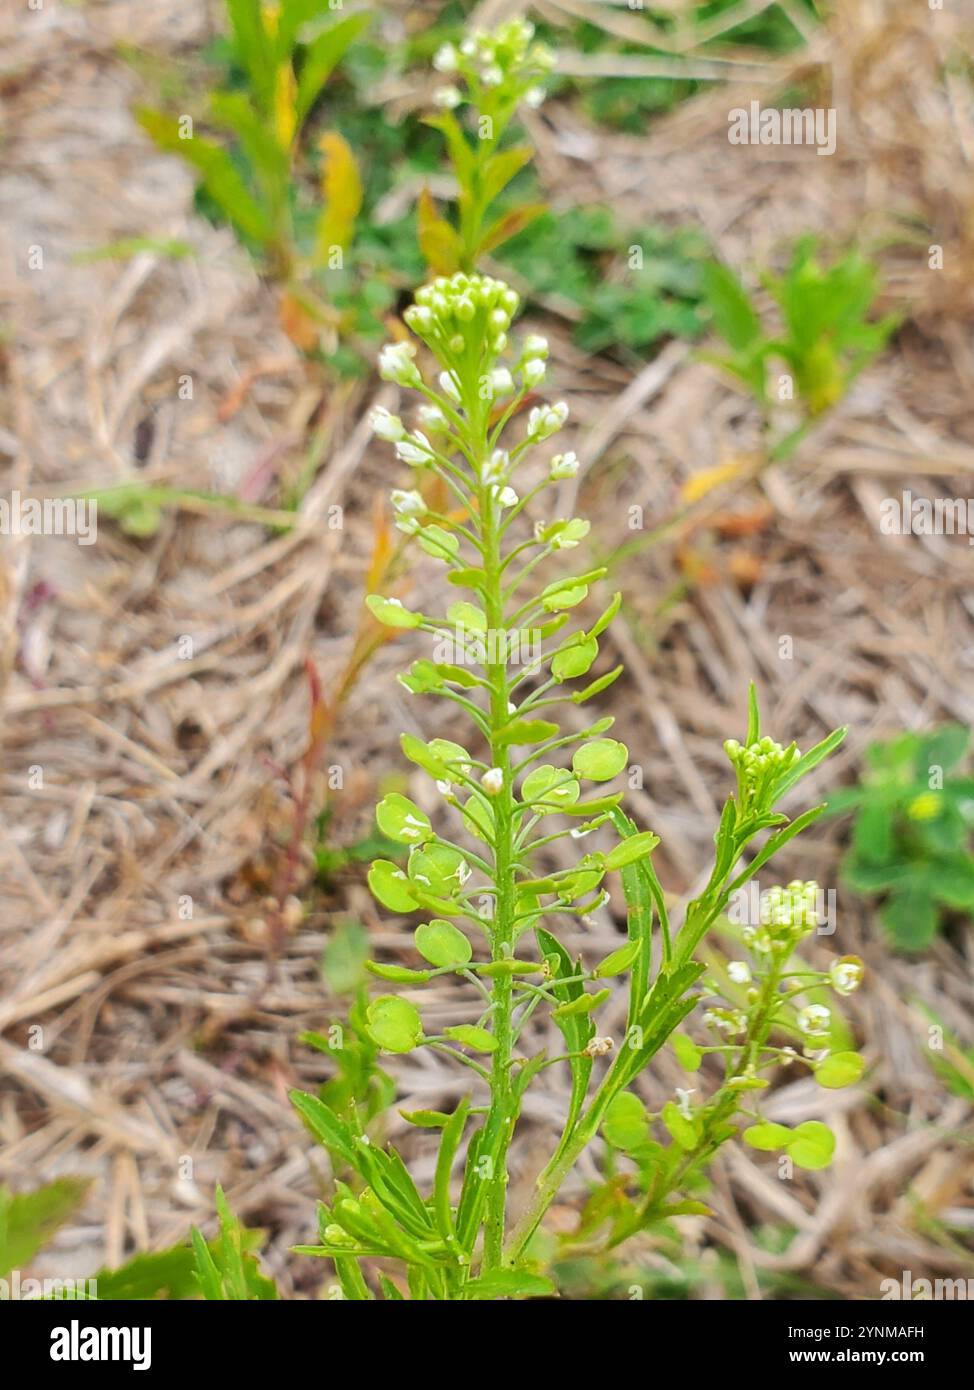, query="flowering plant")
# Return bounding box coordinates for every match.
[289,269,859,1299]
[420,19,555,275]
